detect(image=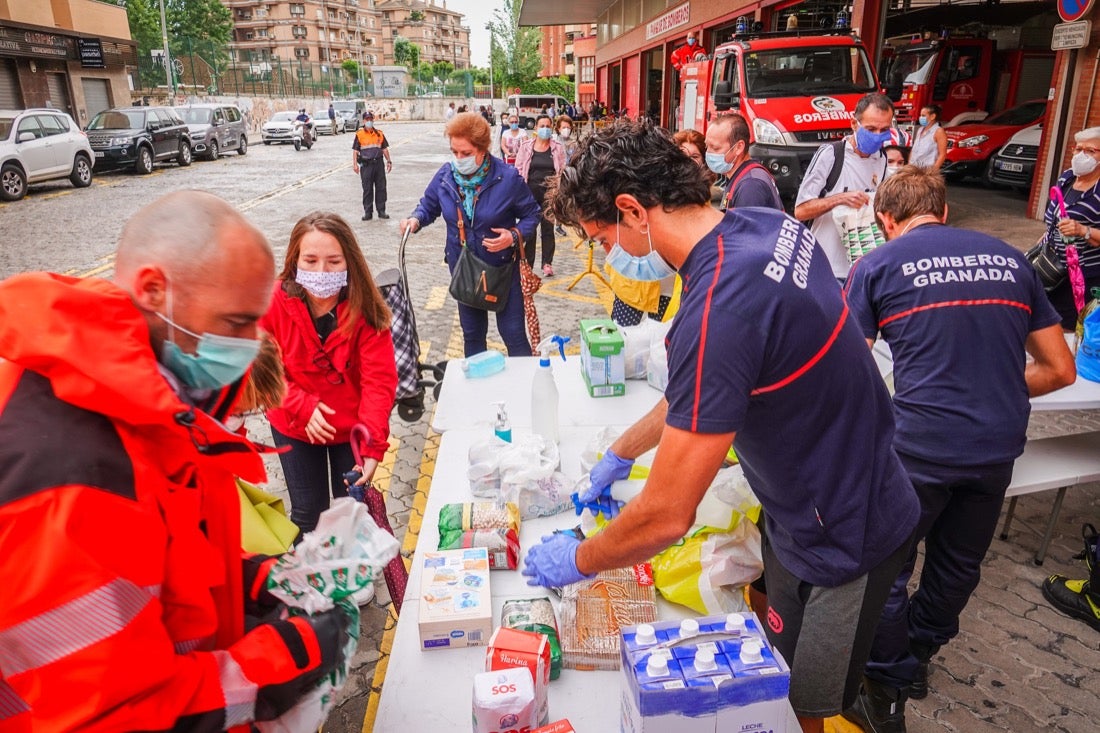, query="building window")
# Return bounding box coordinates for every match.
[292,25,307,38]
[295,47,309,58]
[290,4,305,17]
